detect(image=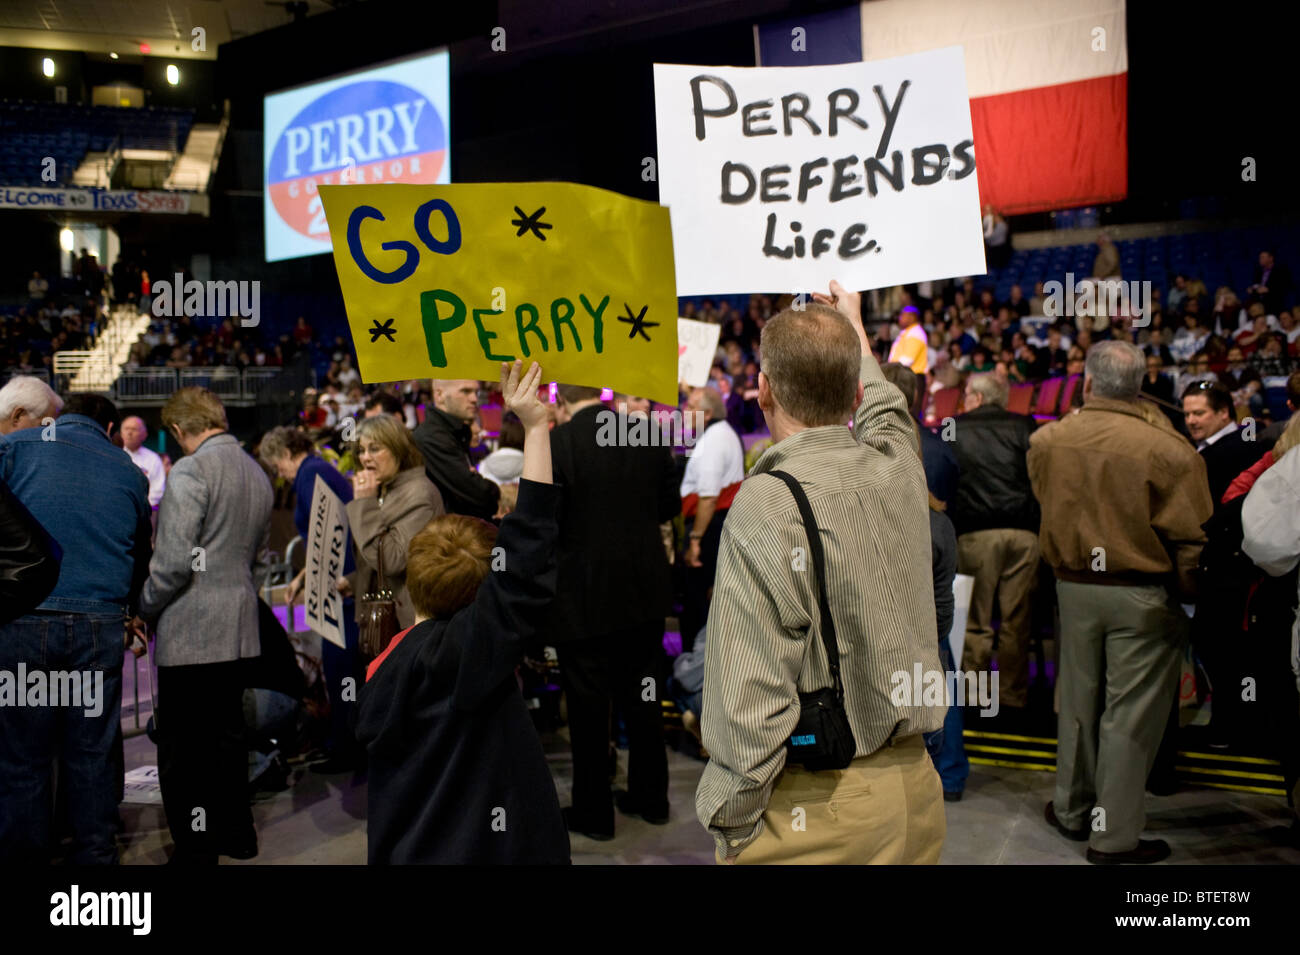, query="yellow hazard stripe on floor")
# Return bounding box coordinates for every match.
[967,757,1055,772]
[1177,751,1282,766]
[1174,764,1285,783]
[963,756,1286,795]
[965,743,1057,759]
[963,730,1057,745]
[961,733,1283,768]
[1187,780,1287,797]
